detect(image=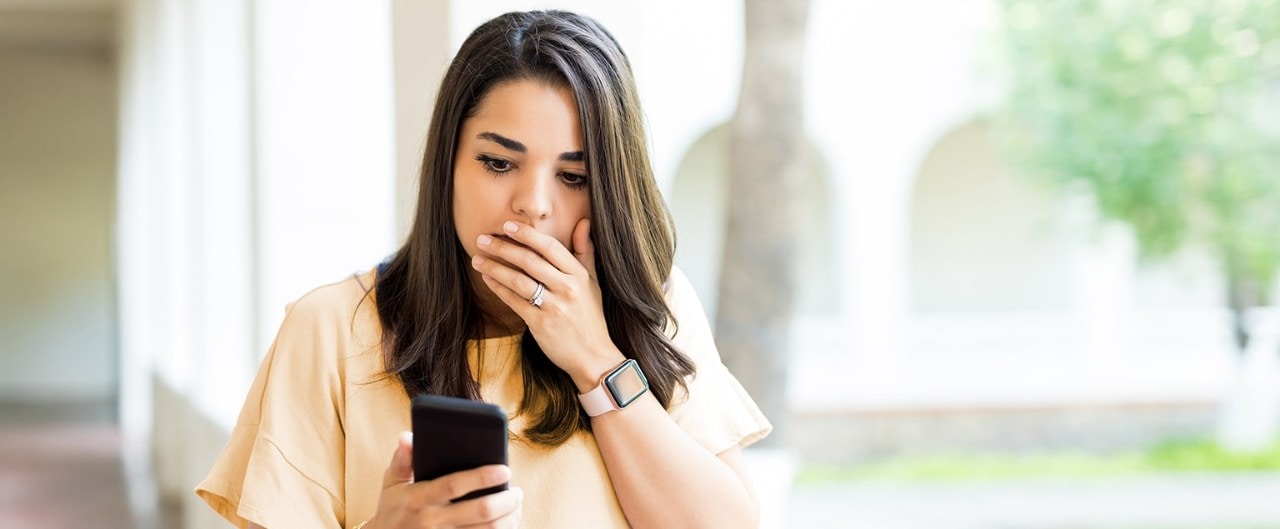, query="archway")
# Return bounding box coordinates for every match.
[669,124,838,322]
[908,120,1072,313]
